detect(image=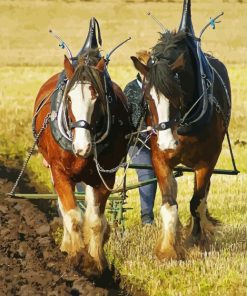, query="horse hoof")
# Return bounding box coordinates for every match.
[184,234,200,249]
[60,243,84,258]
[155,245,178,261]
